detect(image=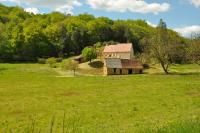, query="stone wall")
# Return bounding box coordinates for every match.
[104,68,143,75]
